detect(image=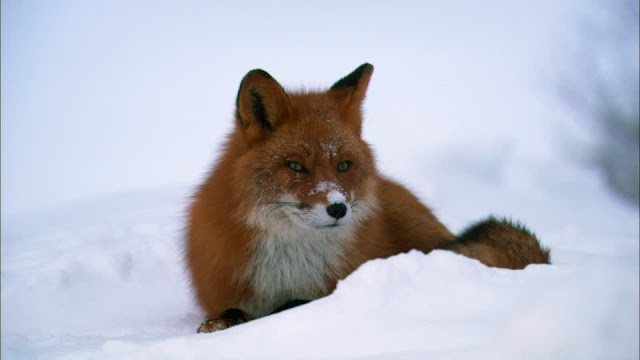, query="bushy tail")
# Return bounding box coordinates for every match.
[438,216,550,269]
